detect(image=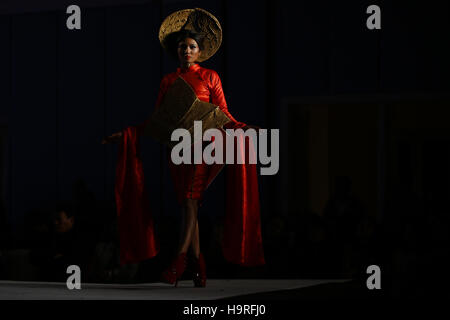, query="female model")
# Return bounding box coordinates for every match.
[102,8,264,288]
